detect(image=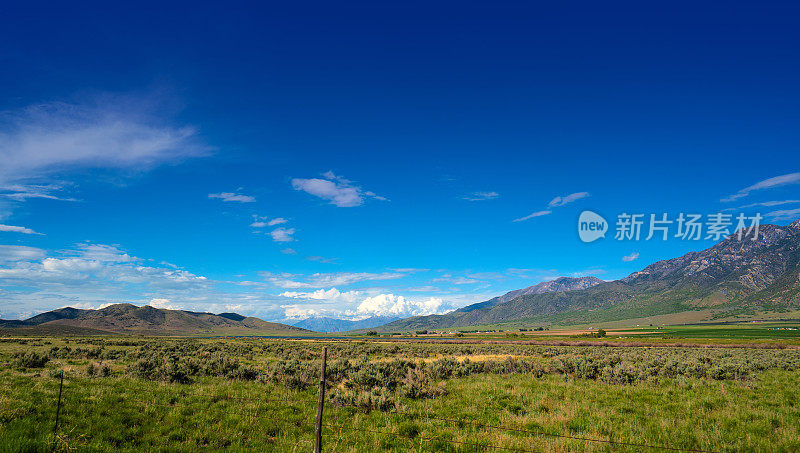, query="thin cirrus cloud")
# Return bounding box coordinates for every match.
[291,171,386,207]
[462,191,499,201]
[513,210,552,222]
[259,271,405,289]
[763,208,800,222]
[0,224,42,235]
[306,256,338,264]
[514,191,590,222]
[739,200,800,208]
[622,252,640,262]
[208,191,255,203]
[721,172,800,202]
[0,93,208,207]
[548,192,590,208]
